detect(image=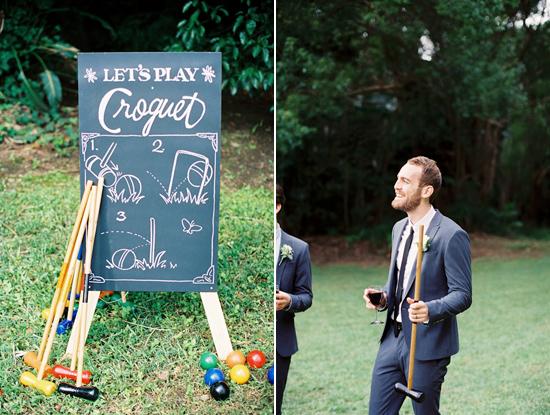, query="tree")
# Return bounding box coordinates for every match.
[277,0,550,237]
